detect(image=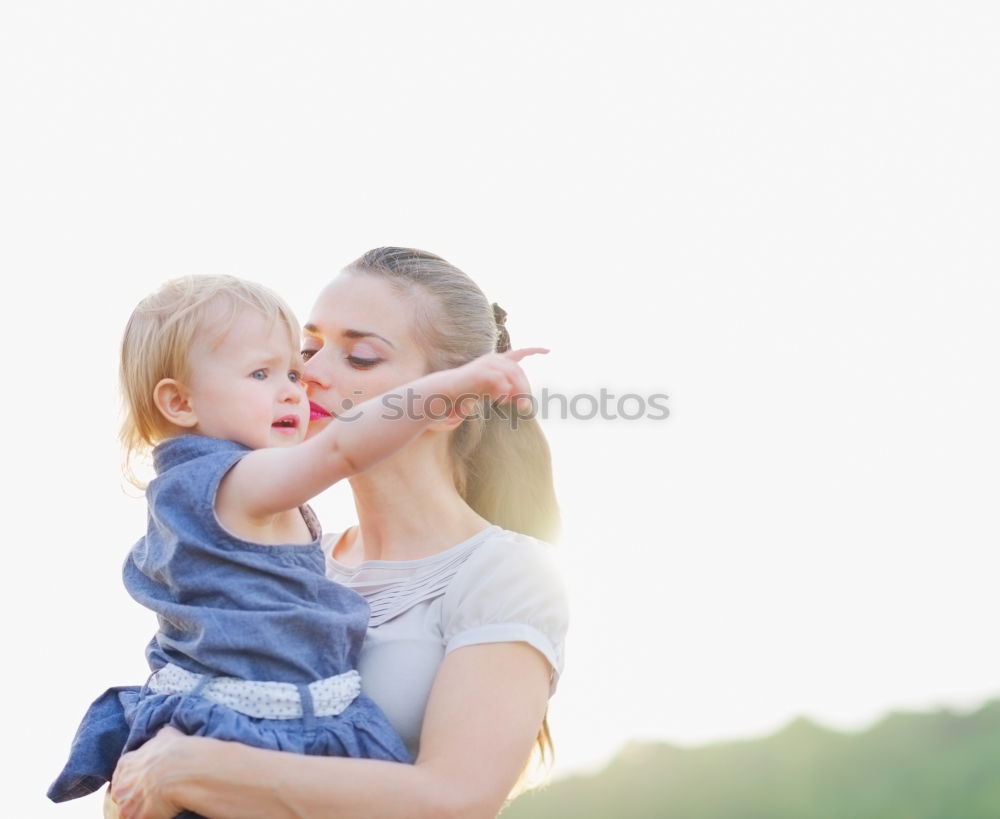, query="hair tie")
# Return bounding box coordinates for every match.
[492,303,511,353]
